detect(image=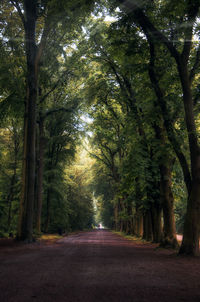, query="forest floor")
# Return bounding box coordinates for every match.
[0,230,200,302]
